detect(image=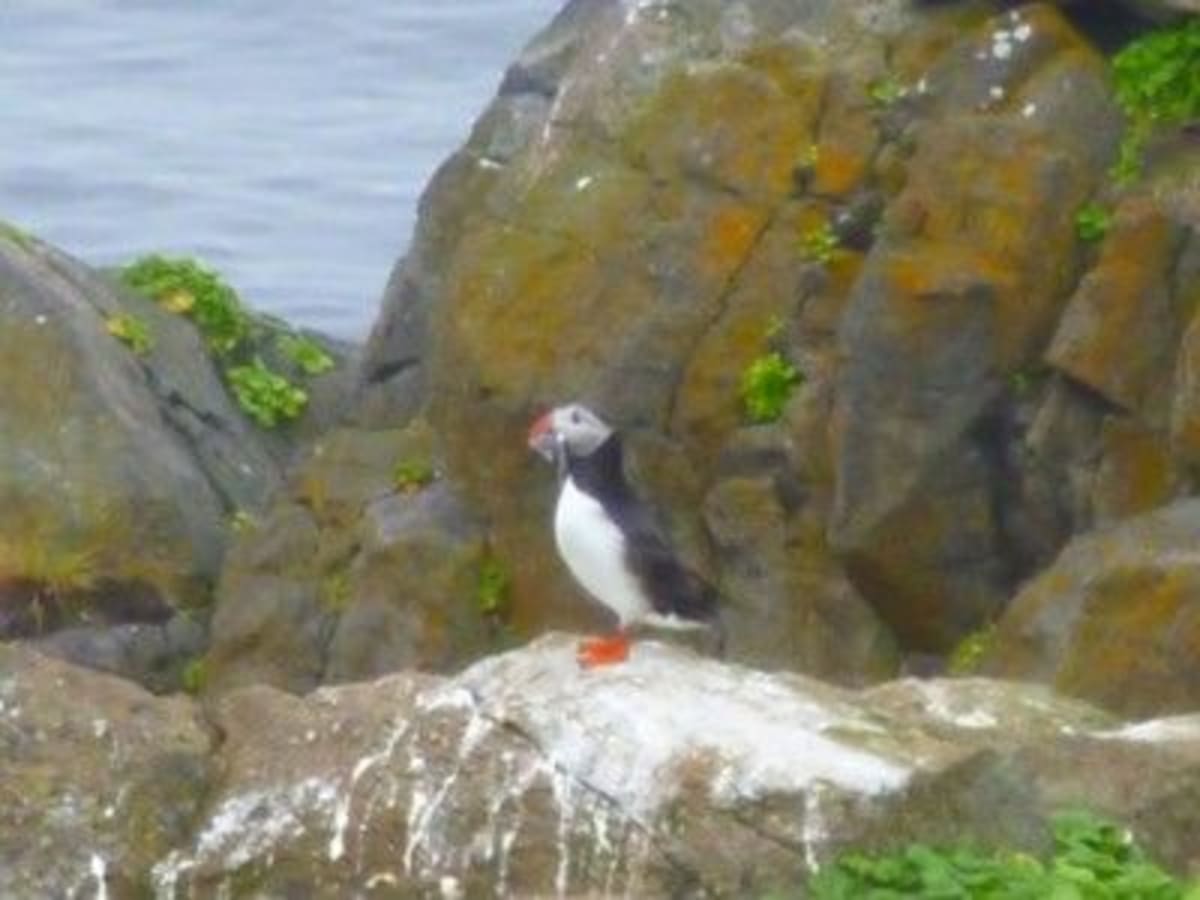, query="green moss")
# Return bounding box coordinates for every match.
[227,358,308,428]
[105,312,154,356]
[800,221,841,264]
[0,220,34,251]
[228,510,257,534]
[740,351,802,423]
[393,457,437,493]
[321,569,352,612]
[1110,19,1200,183]
[867,75,906,108]
[278,333,335,376]
[1008,364,1050,400]
[120,255,250,354]
[947,624,995,676]
[476,556,510,617]
[1075,203,1113,243]
[180,657,209,695]
[808,810,1197,899]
